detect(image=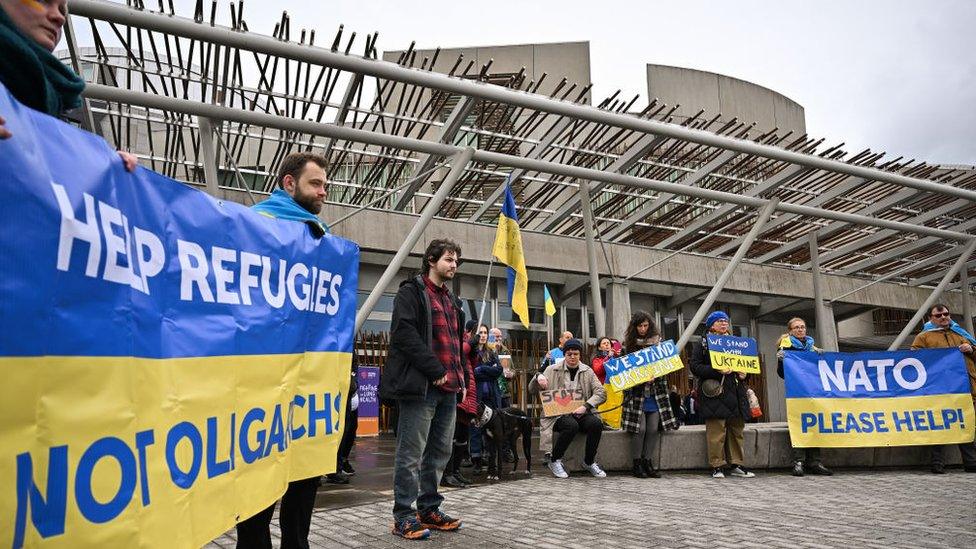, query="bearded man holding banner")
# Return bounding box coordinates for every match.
[910,303,976,474]
[236,151,331,549]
